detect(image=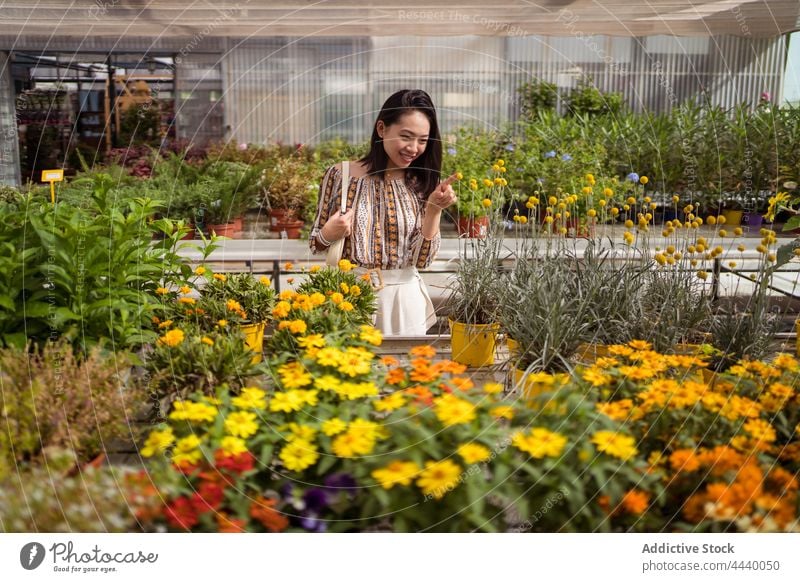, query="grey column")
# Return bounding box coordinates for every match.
[0,51,21,186]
